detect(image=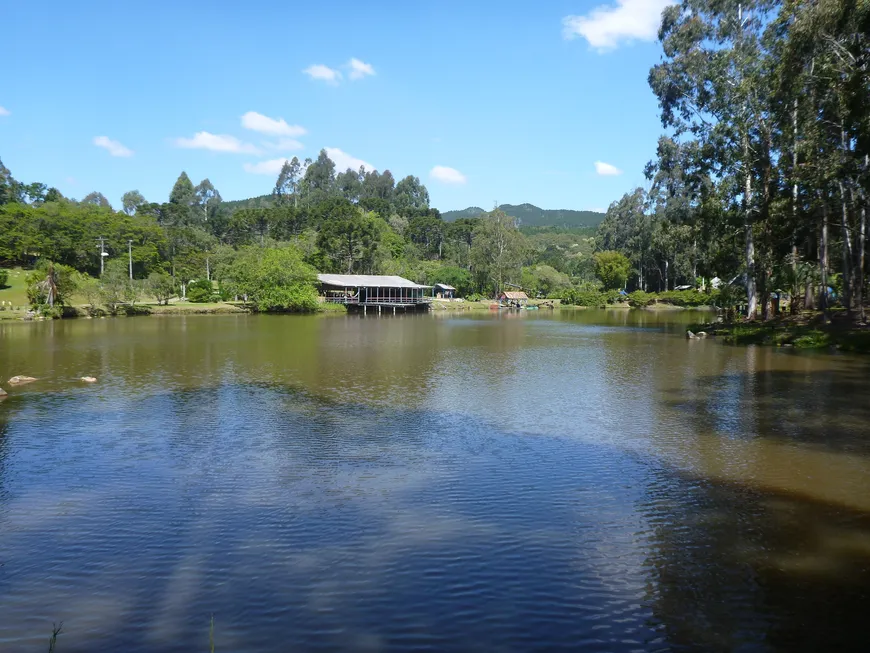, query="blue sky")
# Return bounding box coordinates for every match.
[1,0,673,212]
